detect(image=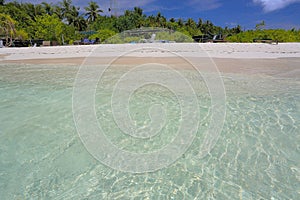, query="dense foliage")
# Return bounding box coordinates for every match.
[0,0,299,45]
[226,29,300,43]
